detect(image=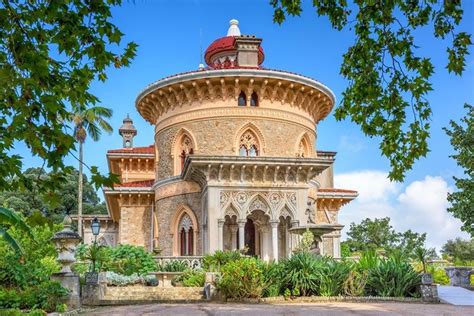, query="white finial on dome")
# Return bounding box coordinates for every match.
[227,19,241,36]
